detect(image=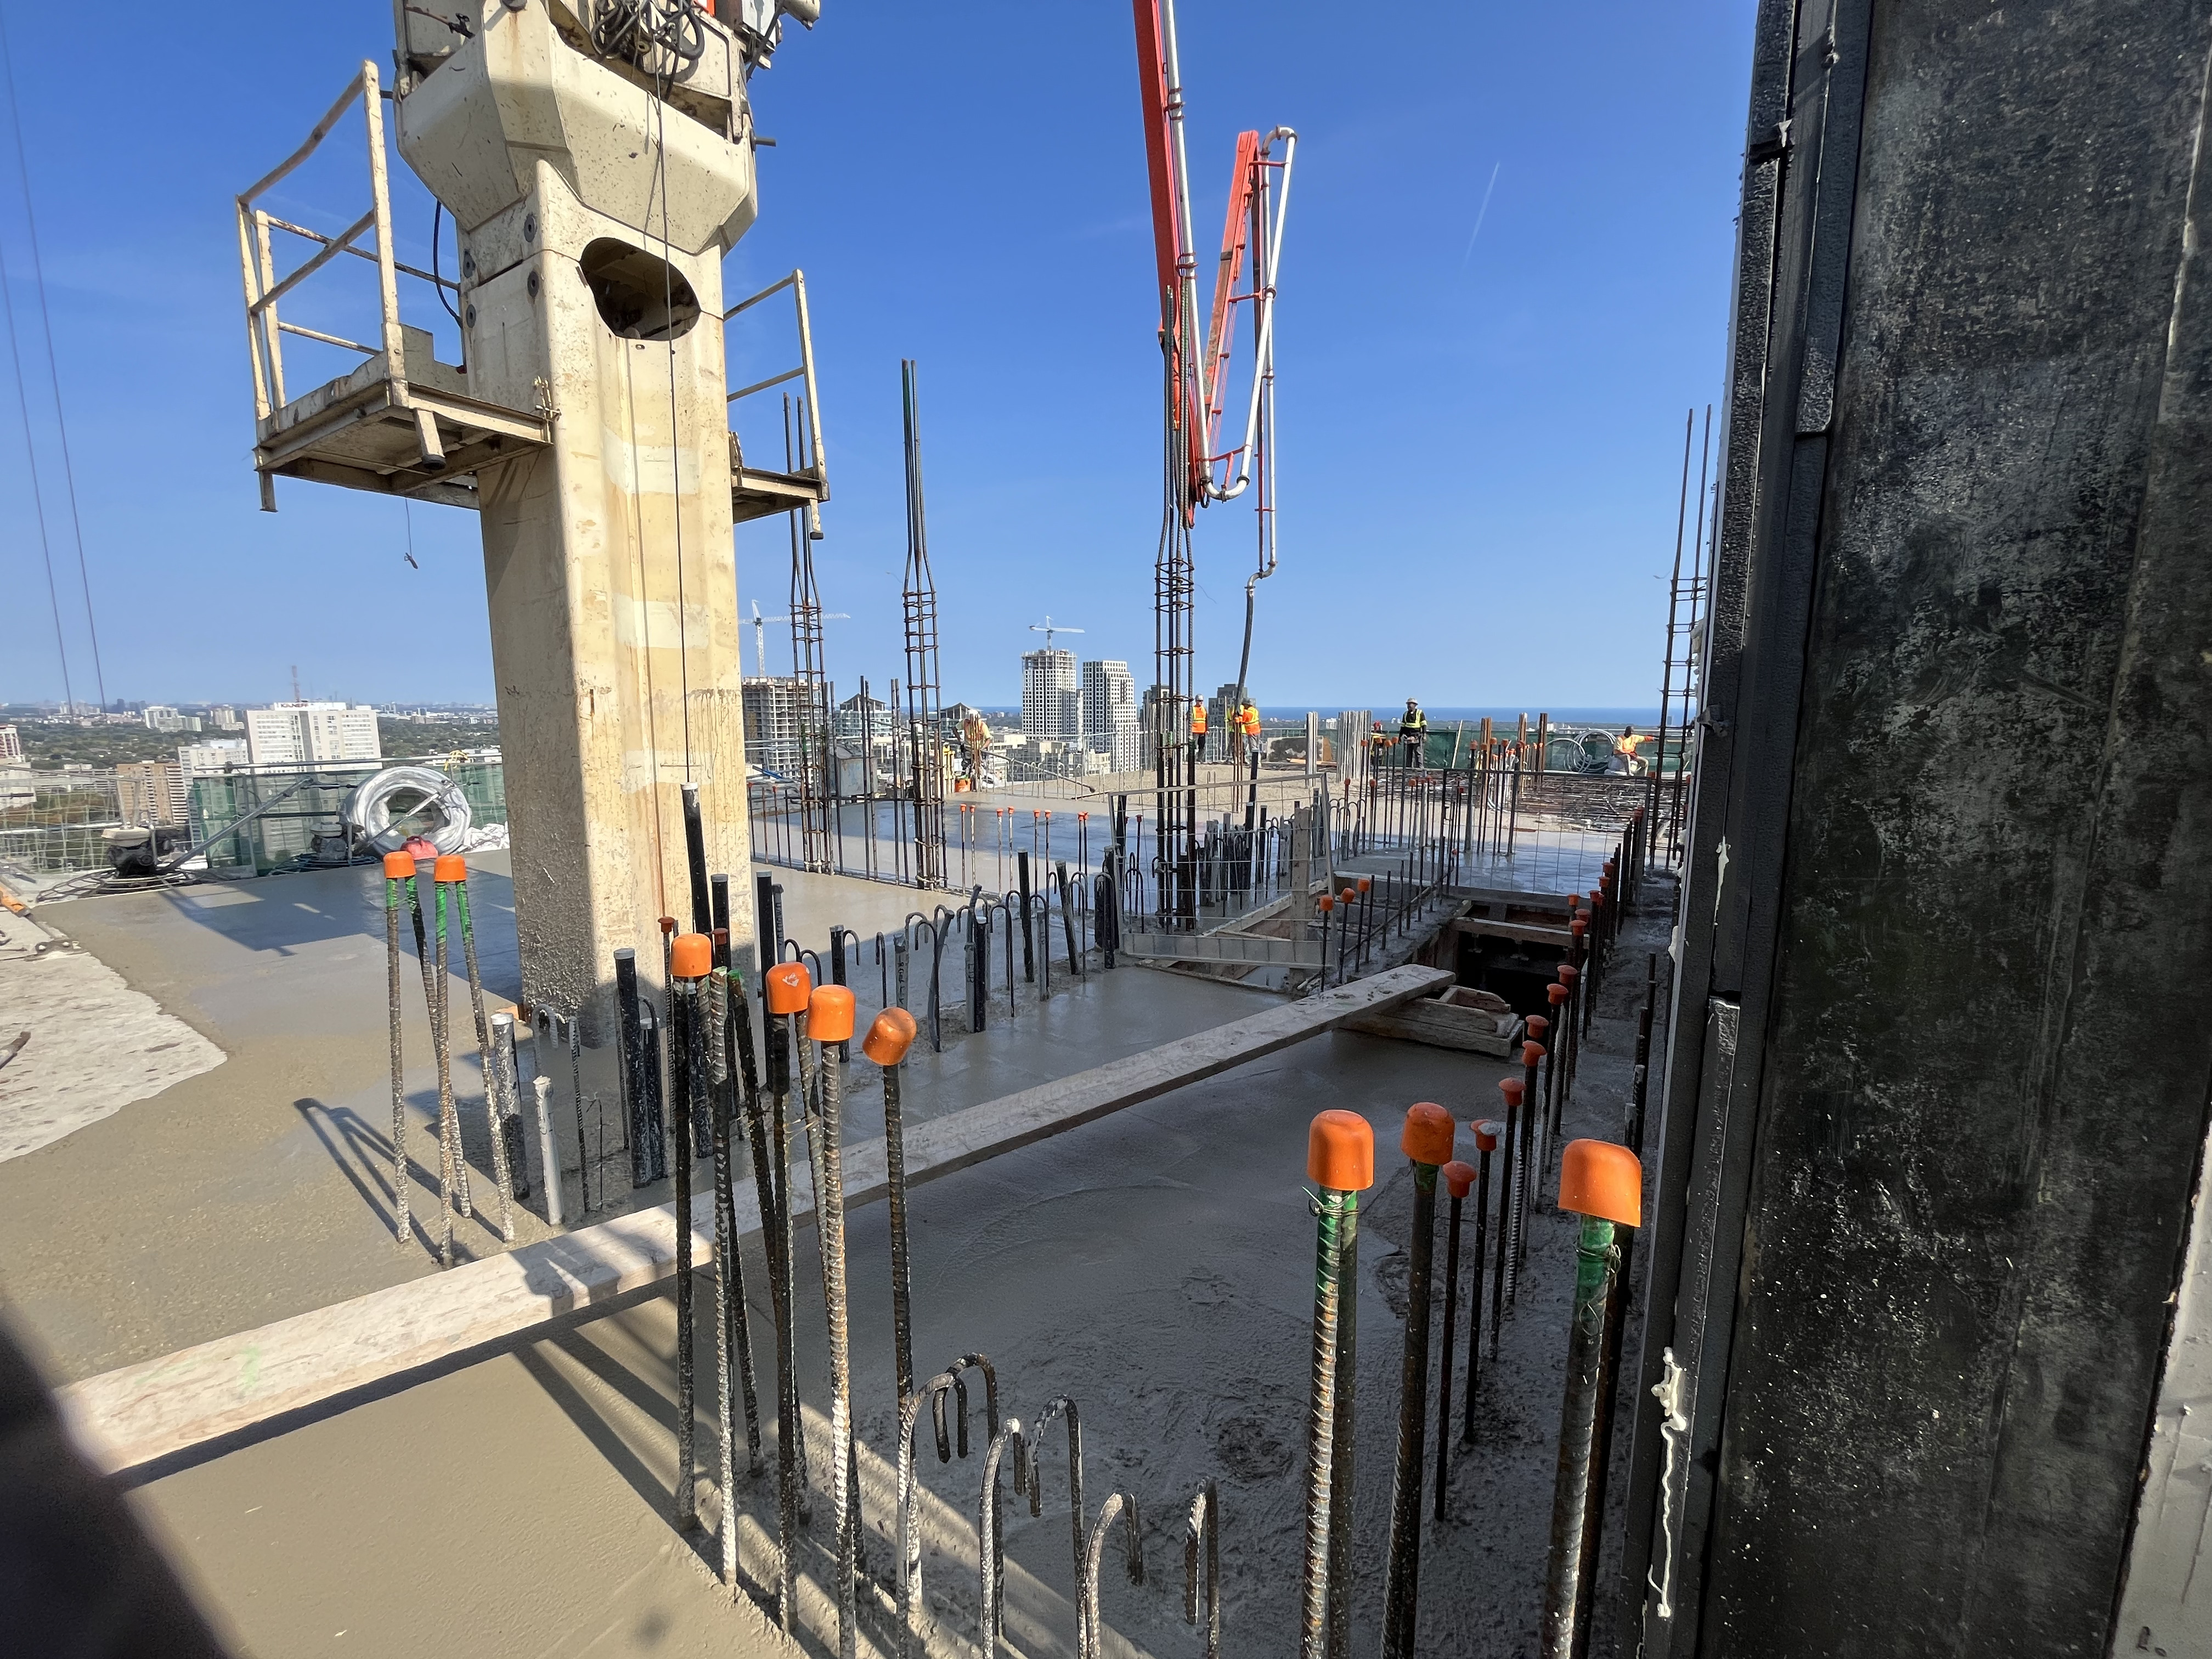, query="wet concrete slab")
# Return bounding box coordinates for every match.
[3,852,1673,1658]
